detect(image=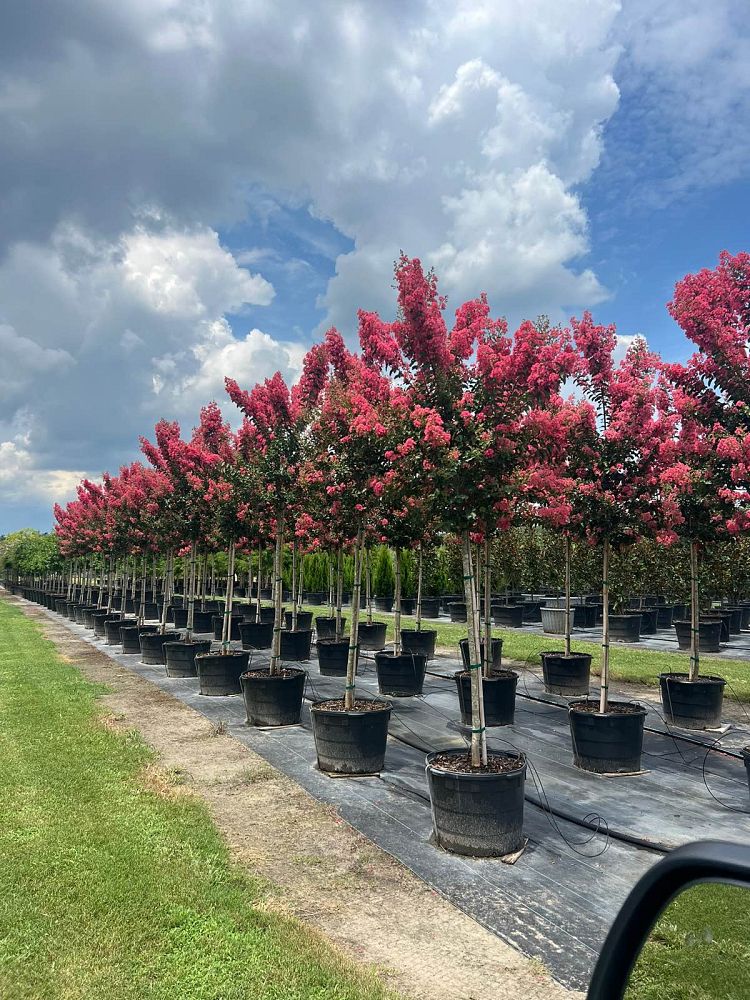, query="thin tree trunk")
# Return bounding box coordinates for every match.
[270,524,284,676]
[291,537,298,630]
[210,554,216,599]
[138,555,147,624]
[415,544,423,631]
[221,541,236,652]
[297,551,304,621]
[366,546,373,624]
[344,526,365,710]
[186,541,197,643]
[159,549,173,634]
[393,547,402,655]
[328,553,334,614]
[564,534,572,658]
[689,540,700,682]
[335,546,343,640]
[462,531,487,767]
[599,541,610,714]
[483,536,492,679]
[255,542,262,623]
